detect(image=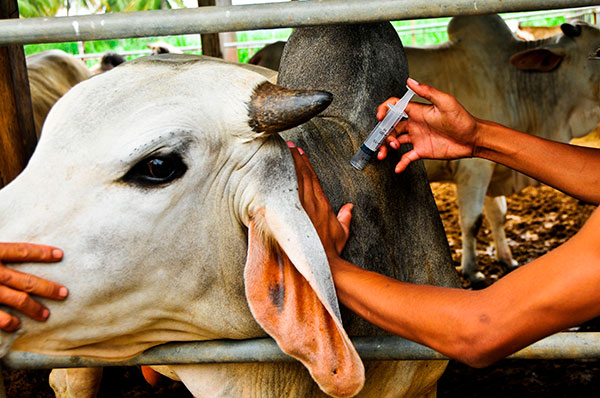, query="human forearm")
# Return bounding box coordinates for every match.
[474,120,600,204]
[330,258,493,365]
[330,209,600,367]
